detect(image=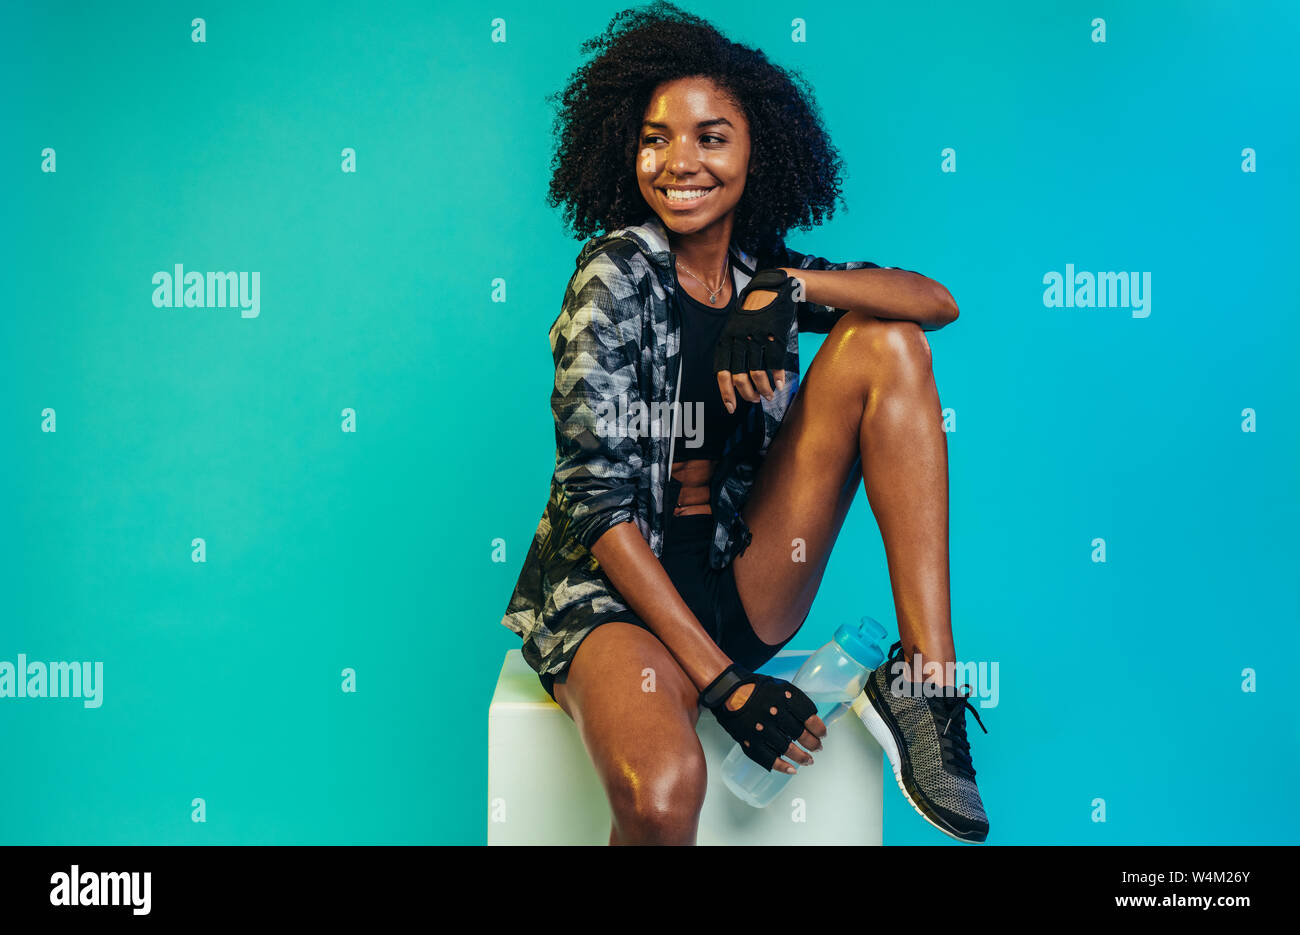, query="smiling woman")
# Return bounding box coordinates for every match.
[504,0,984,846]
[637,81,749,239]
[545,4,849,262]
